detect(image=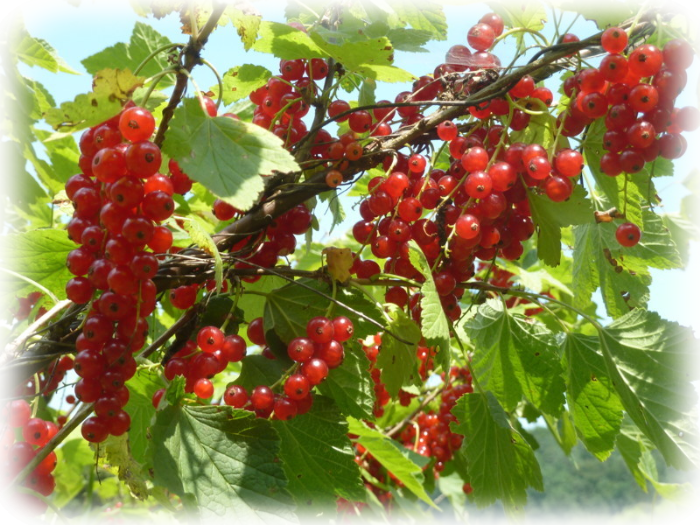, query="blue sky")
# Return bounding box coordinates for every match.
[13,0,700,332]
